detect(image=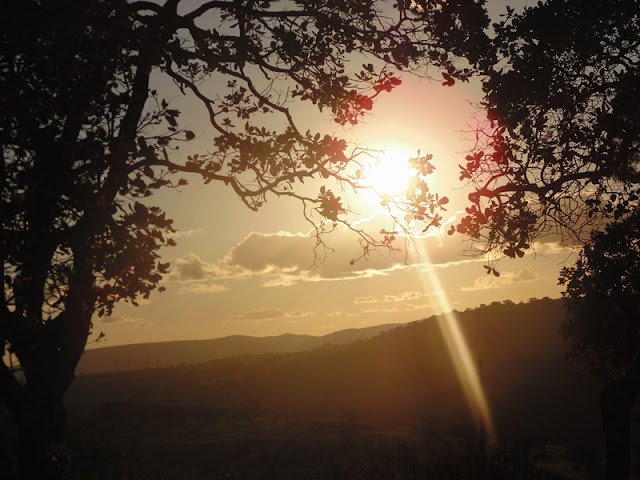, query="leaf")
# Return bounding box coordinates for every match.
[165,114,177,127]
[441,72,455,87]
